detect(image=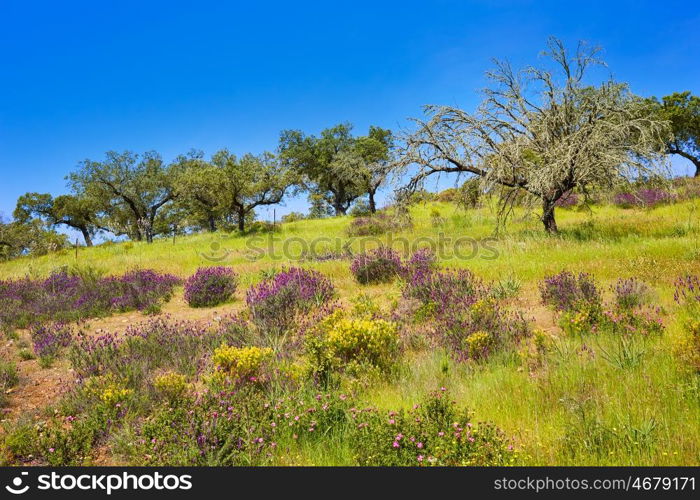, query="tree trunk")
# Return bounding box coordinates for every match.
[541,199,558,234]
[368,191,377,214]
[332,201,347,216]
[208,214,217,232]
[694,158,700,178]
[80,227,93,247]
[237,210,246,232]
